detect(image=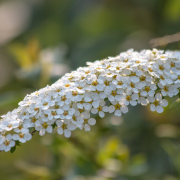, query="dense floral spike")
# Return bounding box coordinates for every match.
[0,49,180,152]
